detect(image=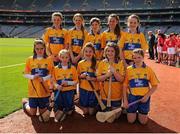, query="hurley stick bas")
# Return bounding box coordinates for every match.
[96,99,141,123]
